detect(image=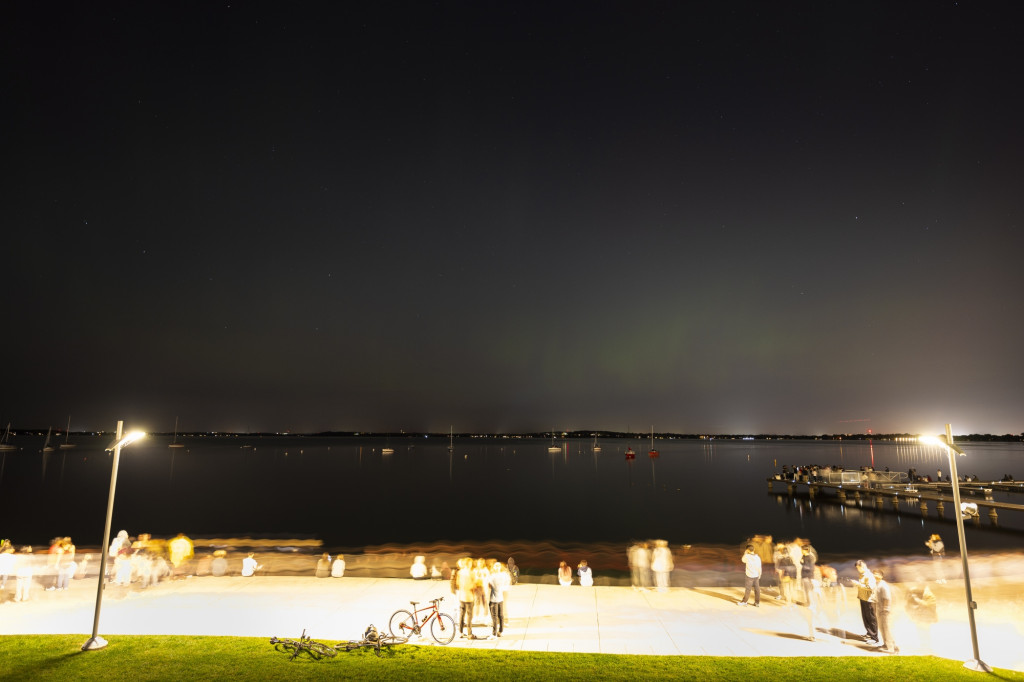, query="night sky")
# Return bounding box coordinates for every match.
[4,2,1022,436]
